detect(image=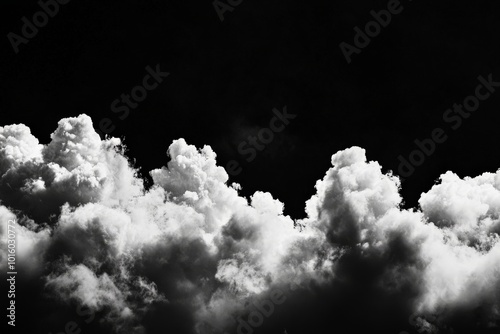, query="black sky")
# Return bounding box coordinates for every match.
[2,1,500,334]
